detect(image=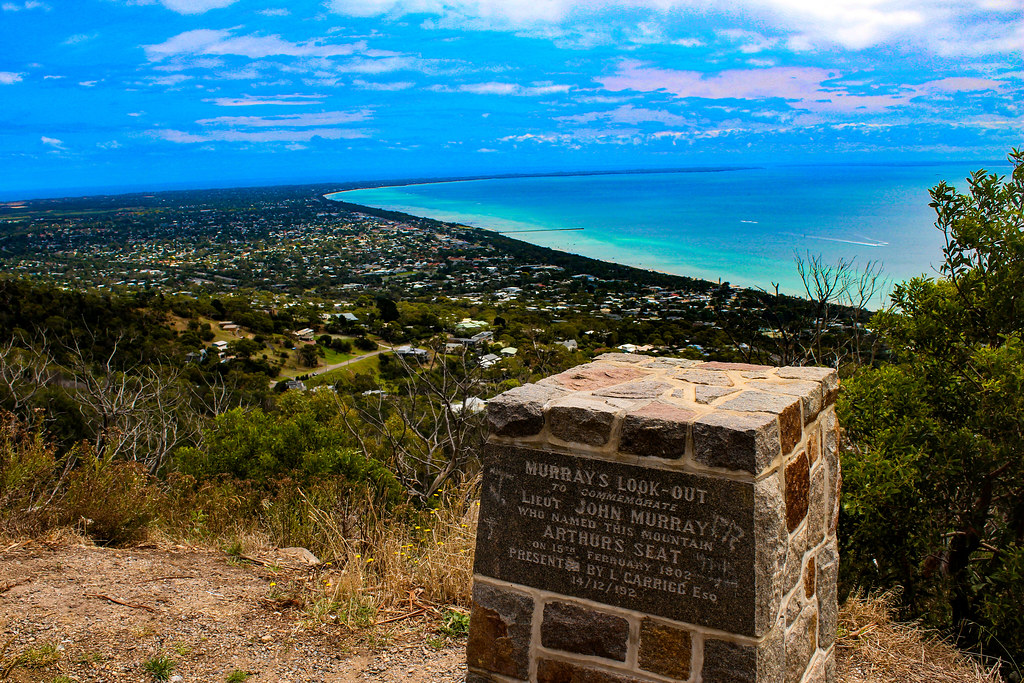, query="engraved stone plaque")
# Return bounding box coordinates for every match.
[474,444,757,634]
